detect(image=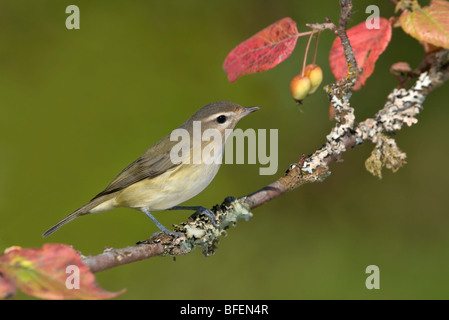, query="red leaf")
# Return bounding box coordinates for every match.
[0,273,16,300]
[329,17,392,90]
[0,244,125,300]
[223,17,300,82]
